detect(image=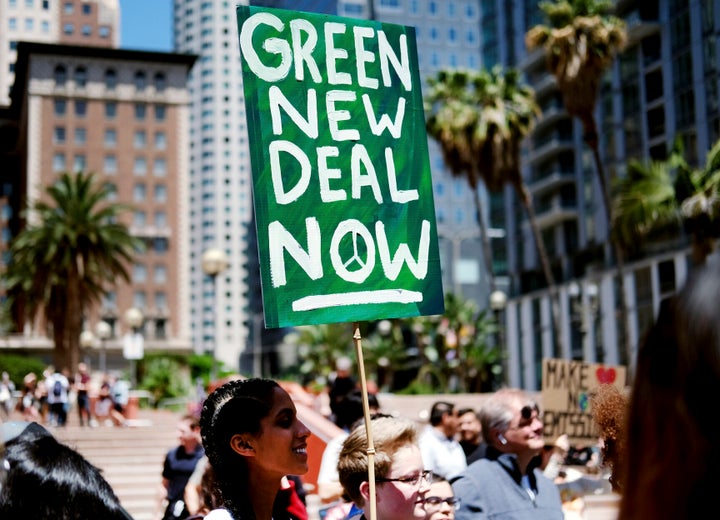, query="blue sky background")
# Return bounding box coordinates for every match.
[120,0,173,51]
